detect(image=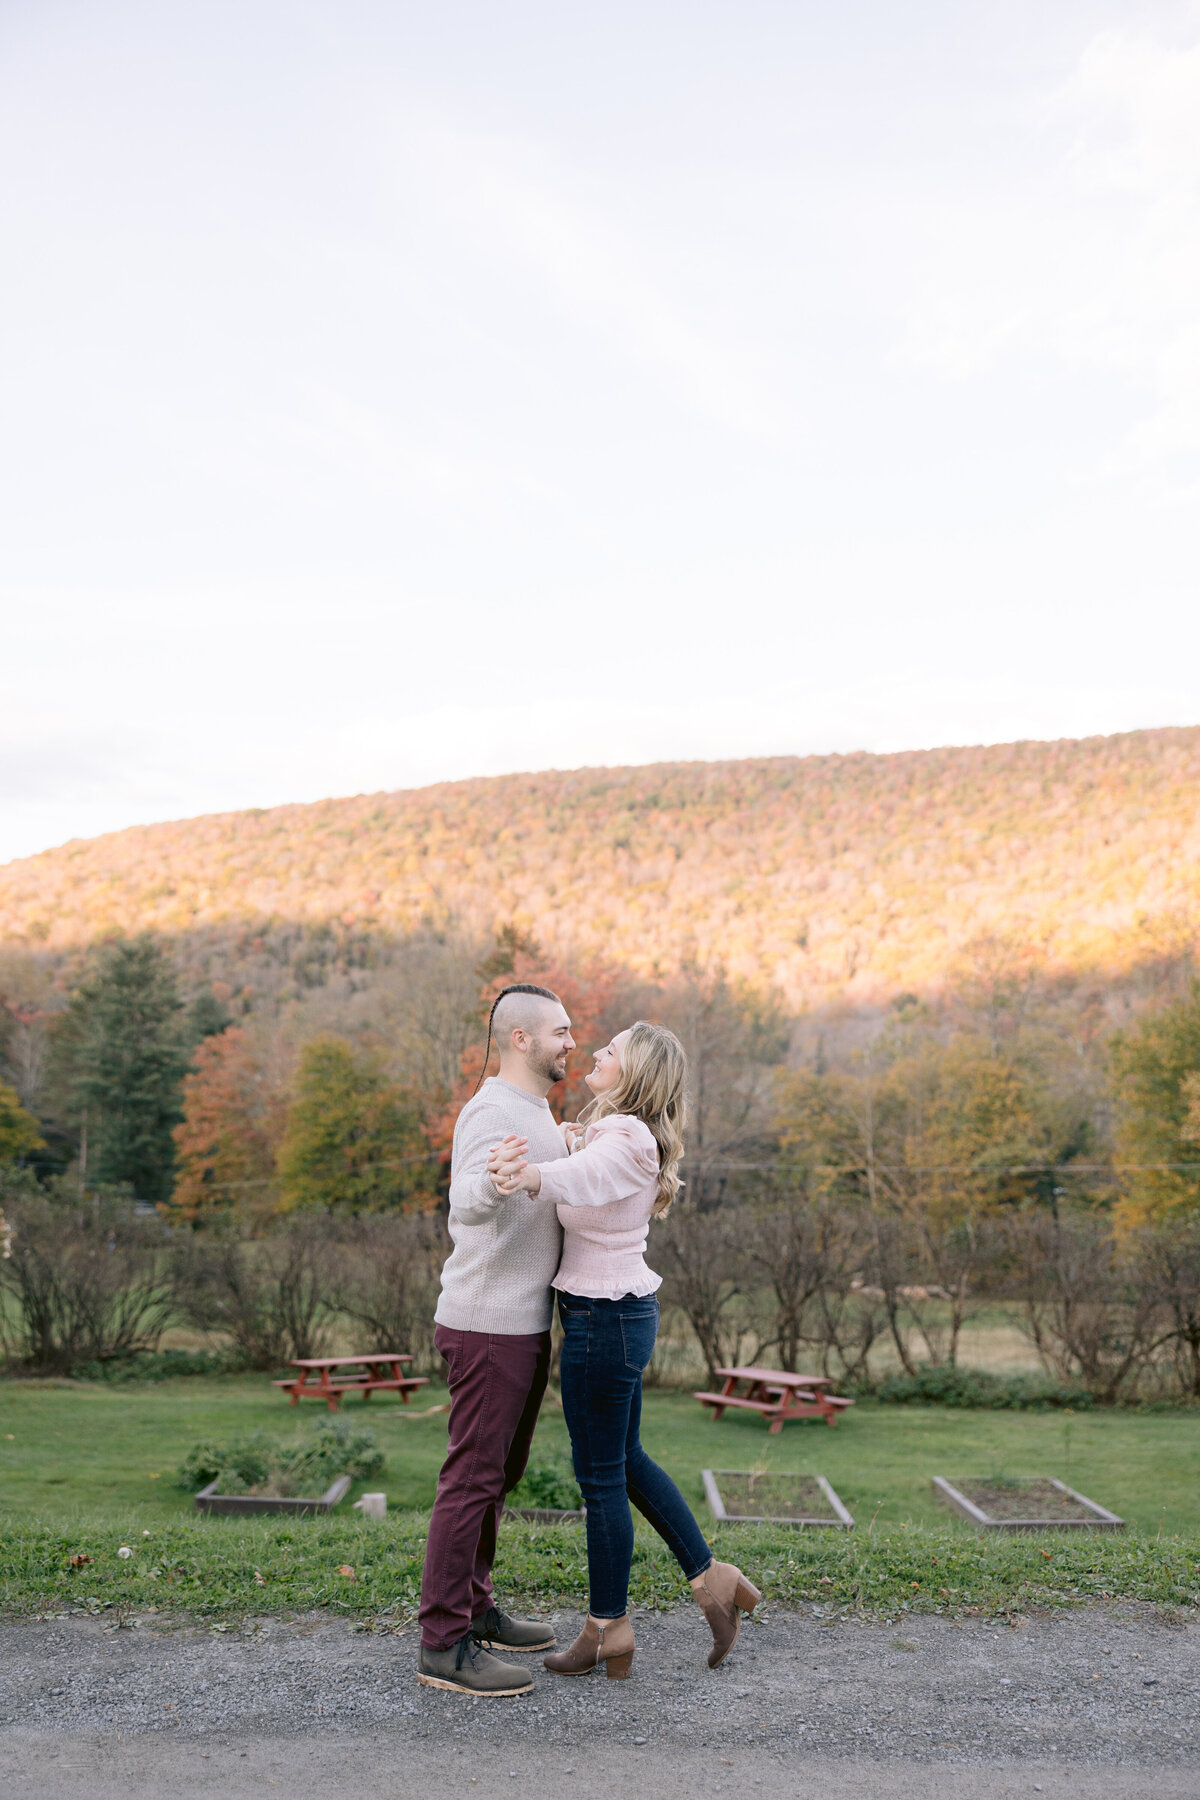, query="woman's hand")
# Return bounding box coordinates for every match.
[487,1136,542,1195]
[499,1165,541,1195]
[558,1119,587,1152]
